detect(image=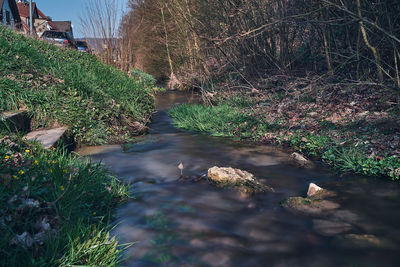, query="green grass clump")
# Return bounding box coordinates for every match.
[0,136,130,266]
[283,132,400,180]
[0,26,154,145]
[322,147,400,180]
[288,134,333,157]
[169,103,275,138]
